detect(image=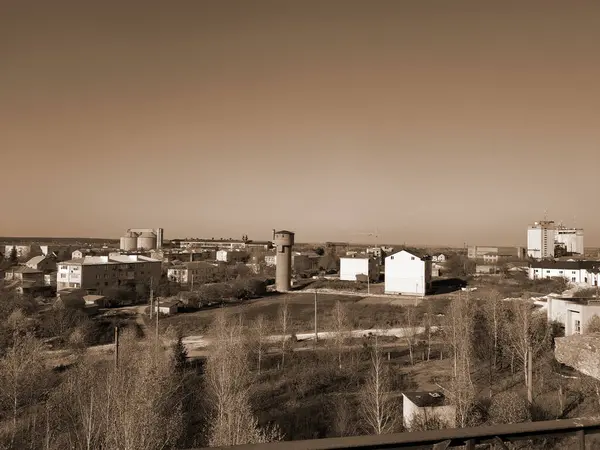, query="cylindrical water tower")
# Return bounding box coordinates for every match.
[120,232,138,251]
[273,229,294,292]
